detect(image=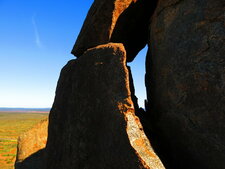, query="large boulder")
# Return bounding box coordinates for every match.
[15,118,48,169]
[71,0,157,62]
[45,43,164,169]
[145,0,225,168]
